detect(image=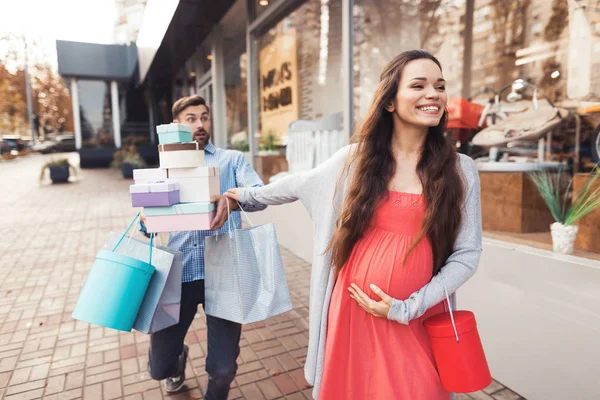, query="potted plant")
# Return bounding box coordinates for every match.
[529,164,600,254]
[126,135,158,165]
[40,158,77,184]
[78,135,117,169]
[259,134,281,156]
[122,151,146,179]
[111,145,146,179]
